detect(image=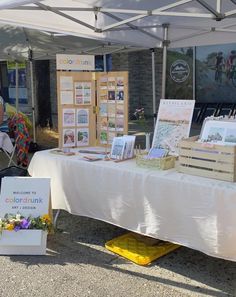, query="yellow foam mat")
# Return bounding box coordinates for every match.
[105,232,180,266]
